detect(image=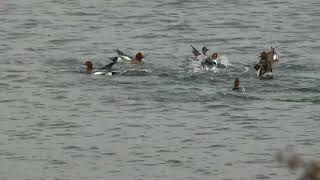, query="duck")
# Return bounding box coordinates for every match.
[254,46,279,71]
[232,78,245,92]
[82,60,118,76]
[114,49,145,64]
[201,52,227,68]
[191,45,209,62]
[254,51,274,79]
[191,45,227,69]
